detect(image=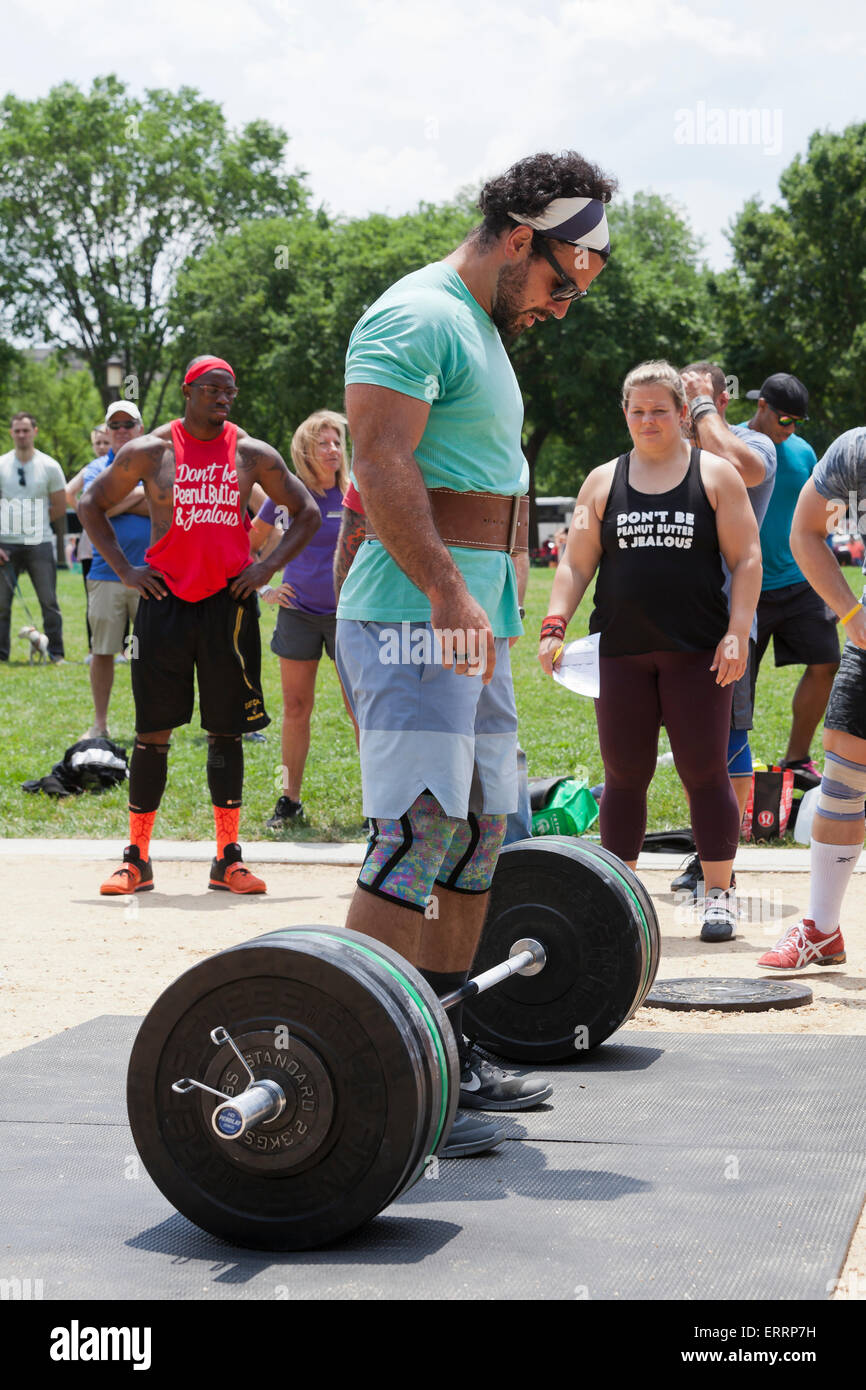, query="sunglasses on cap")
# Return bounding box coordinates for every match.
[533,236,589,303]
